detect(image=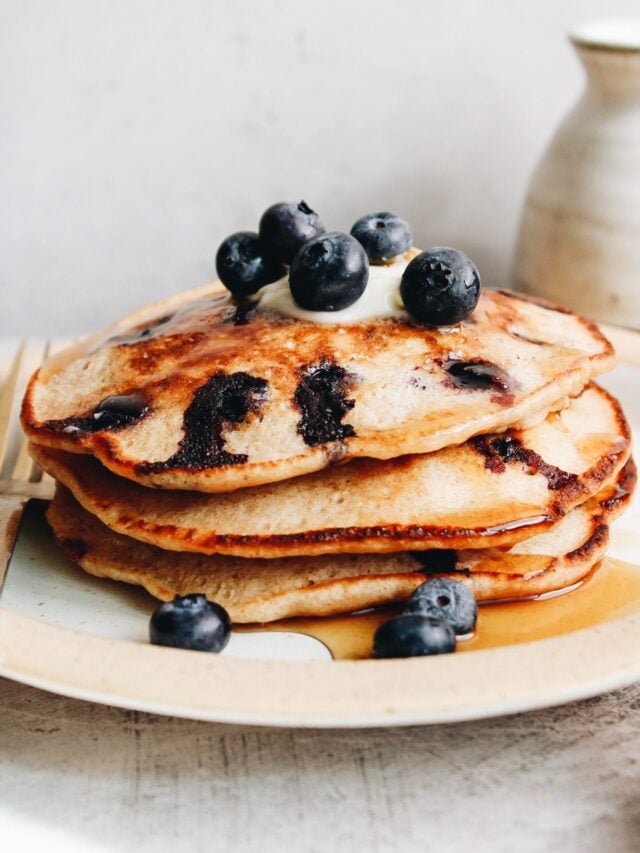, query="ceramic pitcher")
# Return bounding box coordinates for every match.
[513,20,640,328]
